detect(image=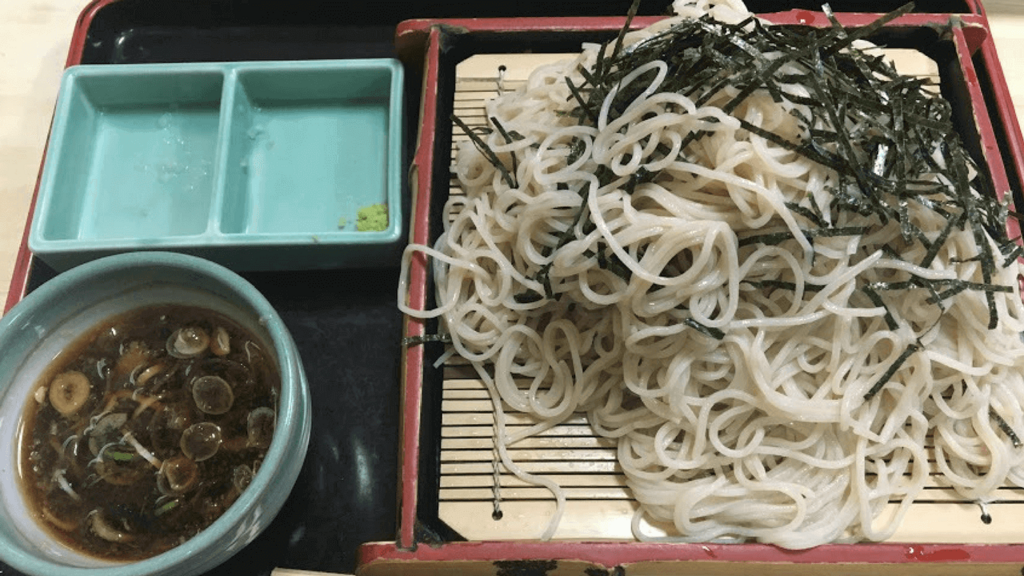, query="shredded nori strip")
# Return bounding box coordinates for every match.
[609,0,643,72]
[490,116,521,181]
[863,285,899,331]
[863,342,920,401]
[820,2,915,57]
[738,226,869,248]
[451,114,517,189]
[684,318,726,340]
[990,408,1023,448]
[785,202,828,228]
[743,279,825,292]
[514,290,545,304]
[566,77,599,124]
